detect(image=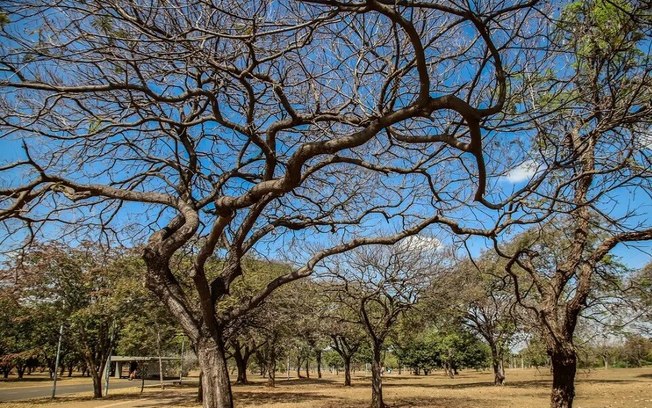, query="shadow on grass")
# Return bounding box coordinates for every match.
[274,377,339,386]
[345,376,637,391]
[12,393,151,405]
[236,390,332,405]
[389,396,504,408]
[6,390,498,408]
[635,373,652,379]
[313,395,497,408]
